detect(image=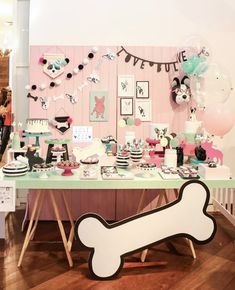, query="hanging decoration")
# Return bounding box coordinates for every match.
[42,53,68,79]
[171,76,191,105]
[102,49,116,60]
[27,93,38,102]
[50,108,73,134]
[53,94,64,102]
[39,96,50,110]
[117,46,180,73]
[26,47,99,93]
[118,117,142,128]
[66,93,78,104]
[87,73,100,84]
